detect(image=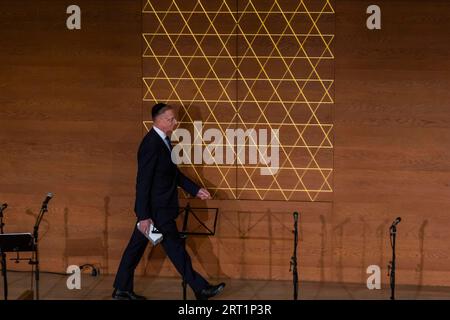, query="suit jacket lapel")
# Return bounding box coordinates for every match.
[150,128,172,156]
